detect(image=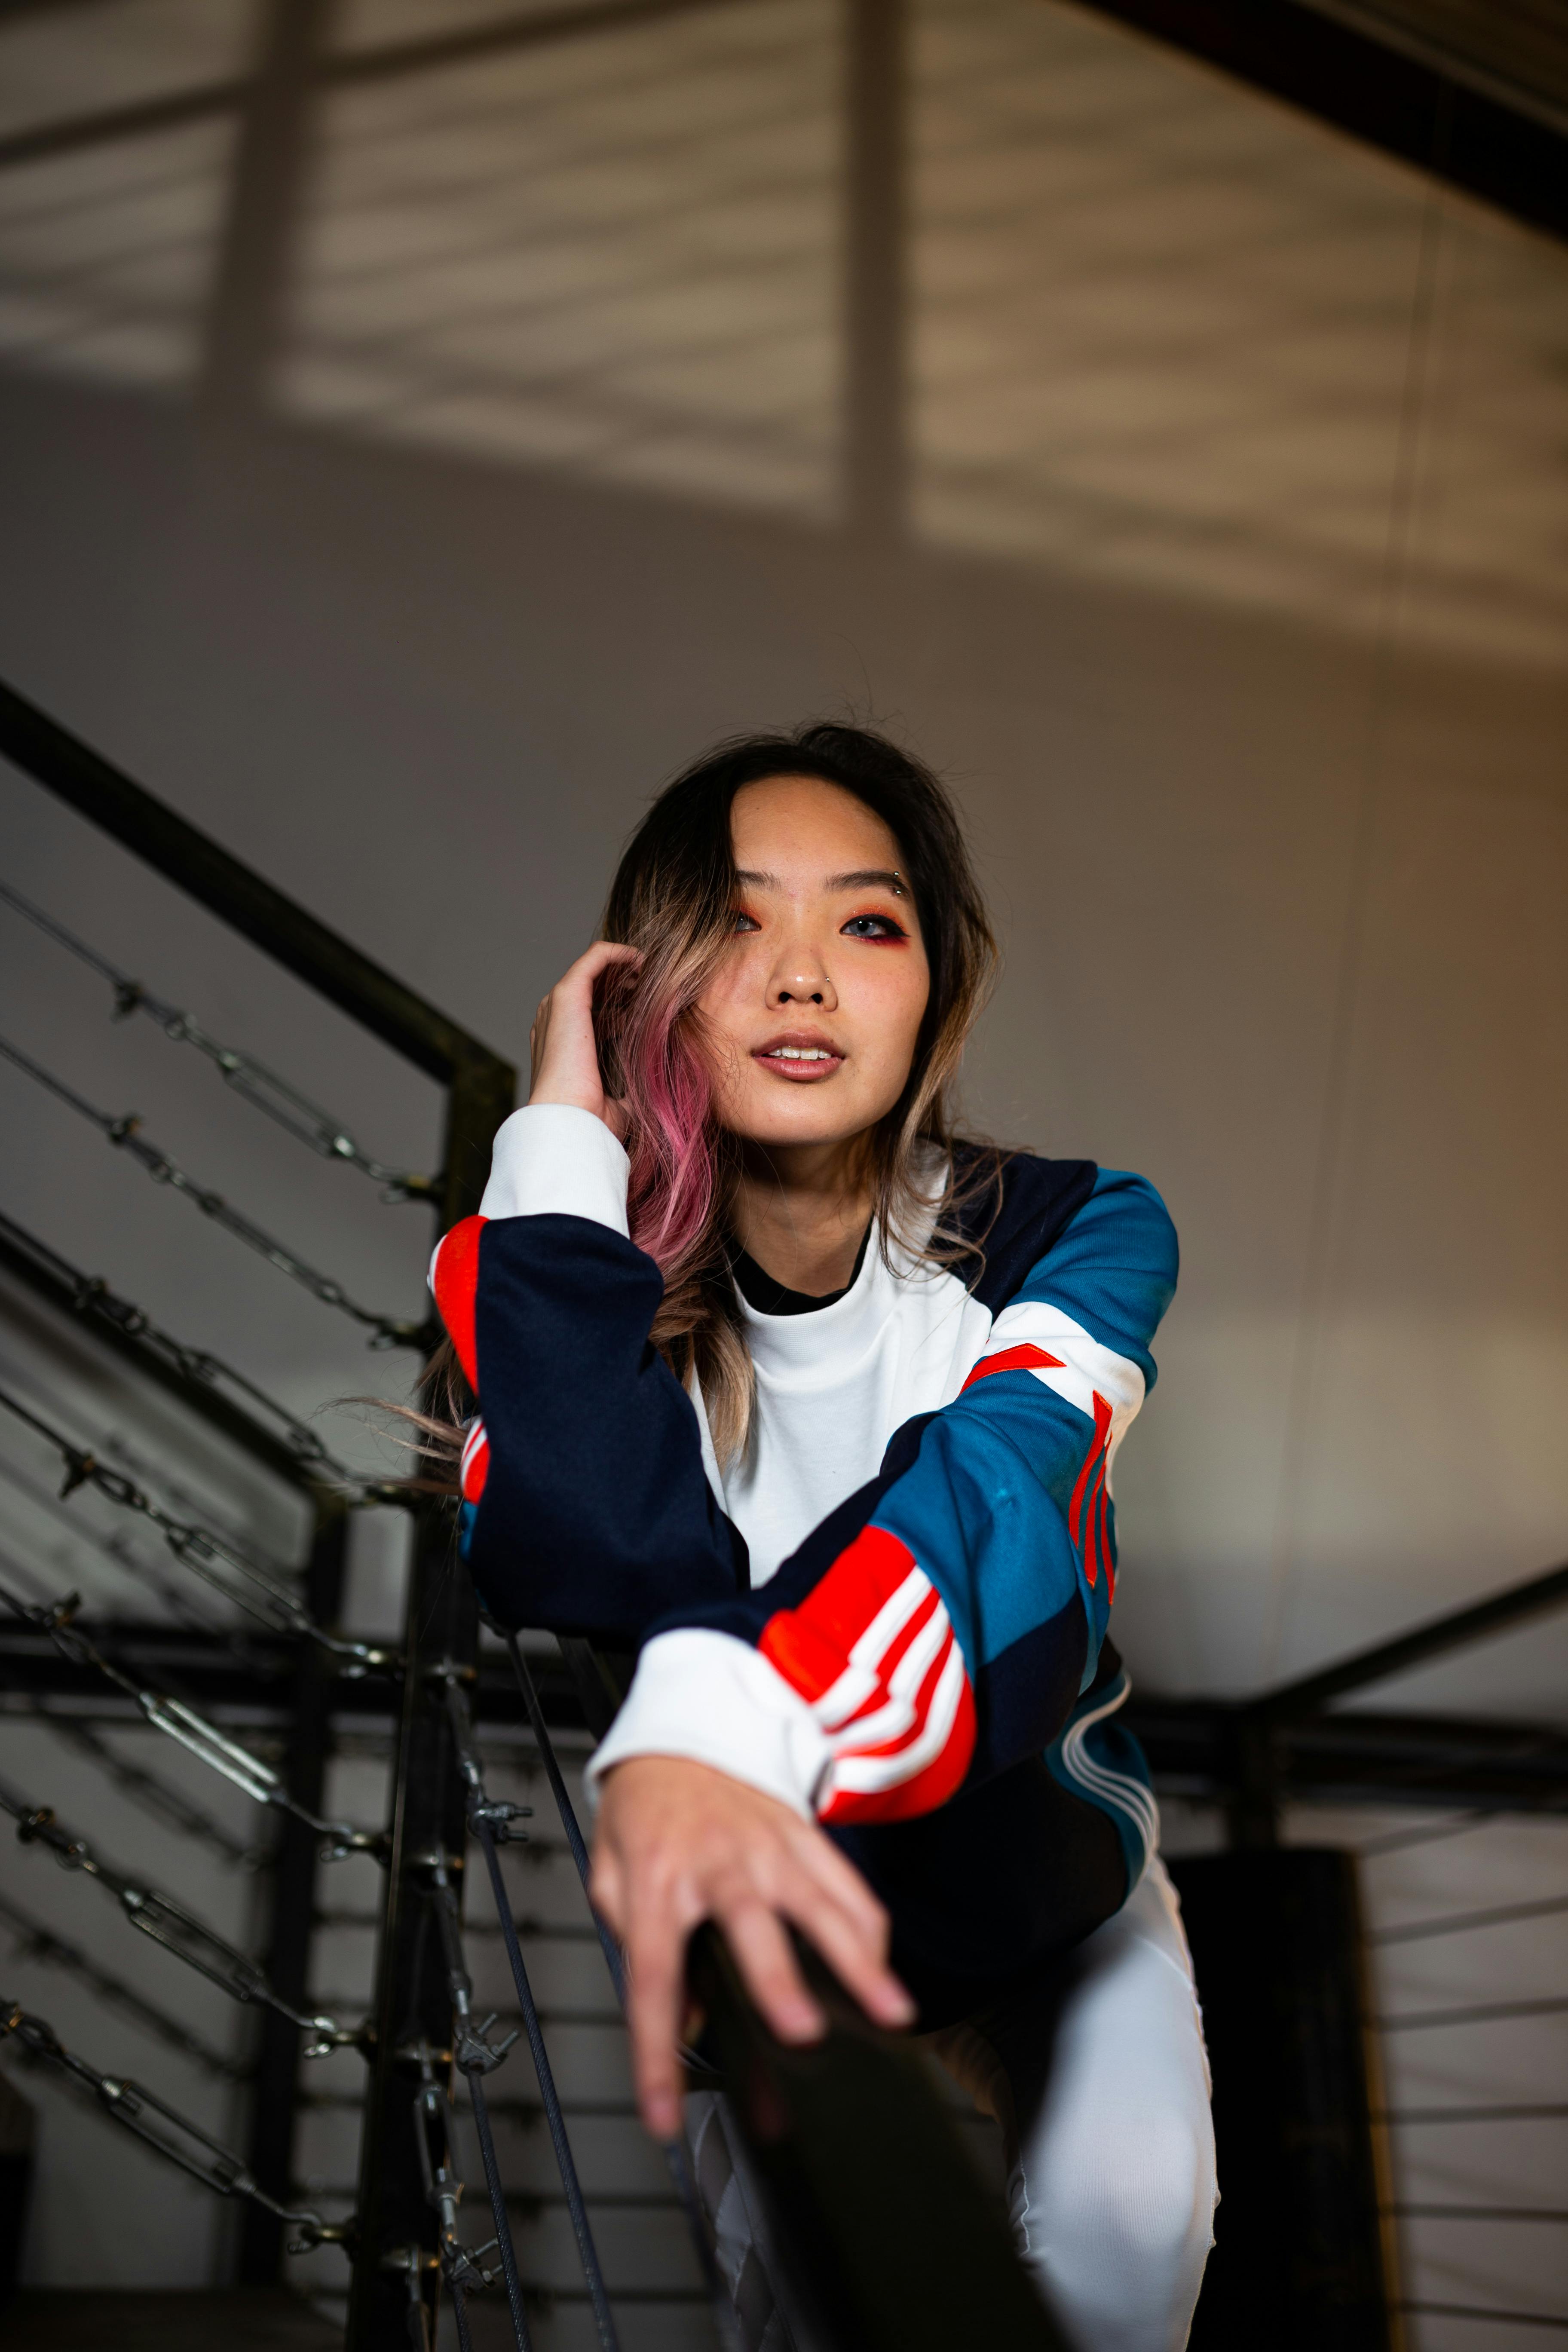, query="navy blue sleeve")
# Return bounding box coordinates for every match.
[435,1211,747,1640]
